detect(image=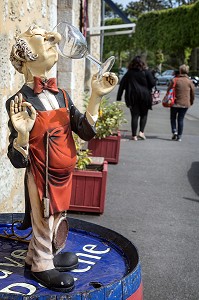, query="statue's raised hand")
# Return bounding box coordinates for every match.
[91,72,118,97]
[10,93,36,137]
